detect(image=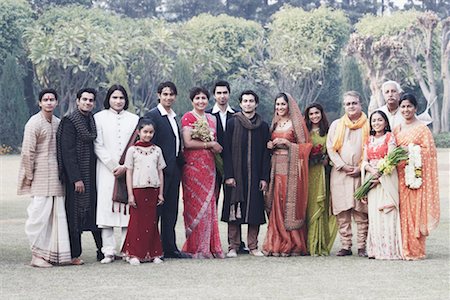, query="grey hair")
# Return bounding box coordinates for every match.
[382,80,403,93]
